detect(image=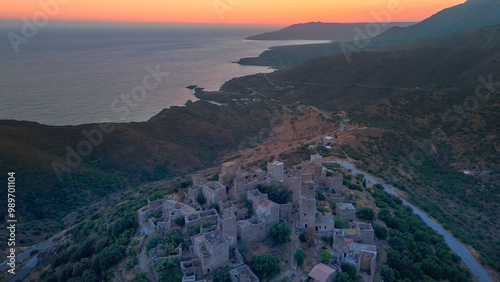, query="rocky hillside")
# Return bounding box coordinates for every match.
[223,25,500,274]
